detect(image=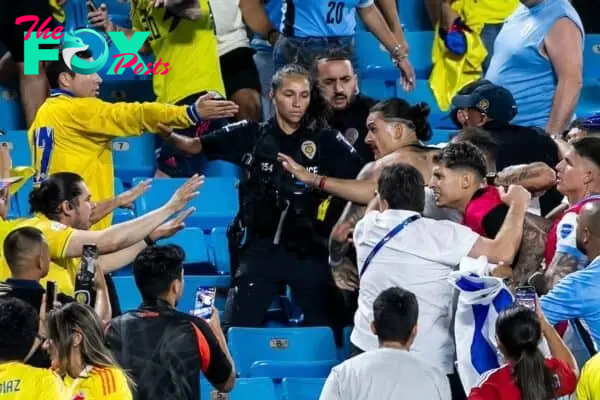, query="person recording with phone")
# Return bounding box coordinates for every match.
[0,172,202,316]
[468,304,578,399]
[106,245,235,400]
[0,227,112,367]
